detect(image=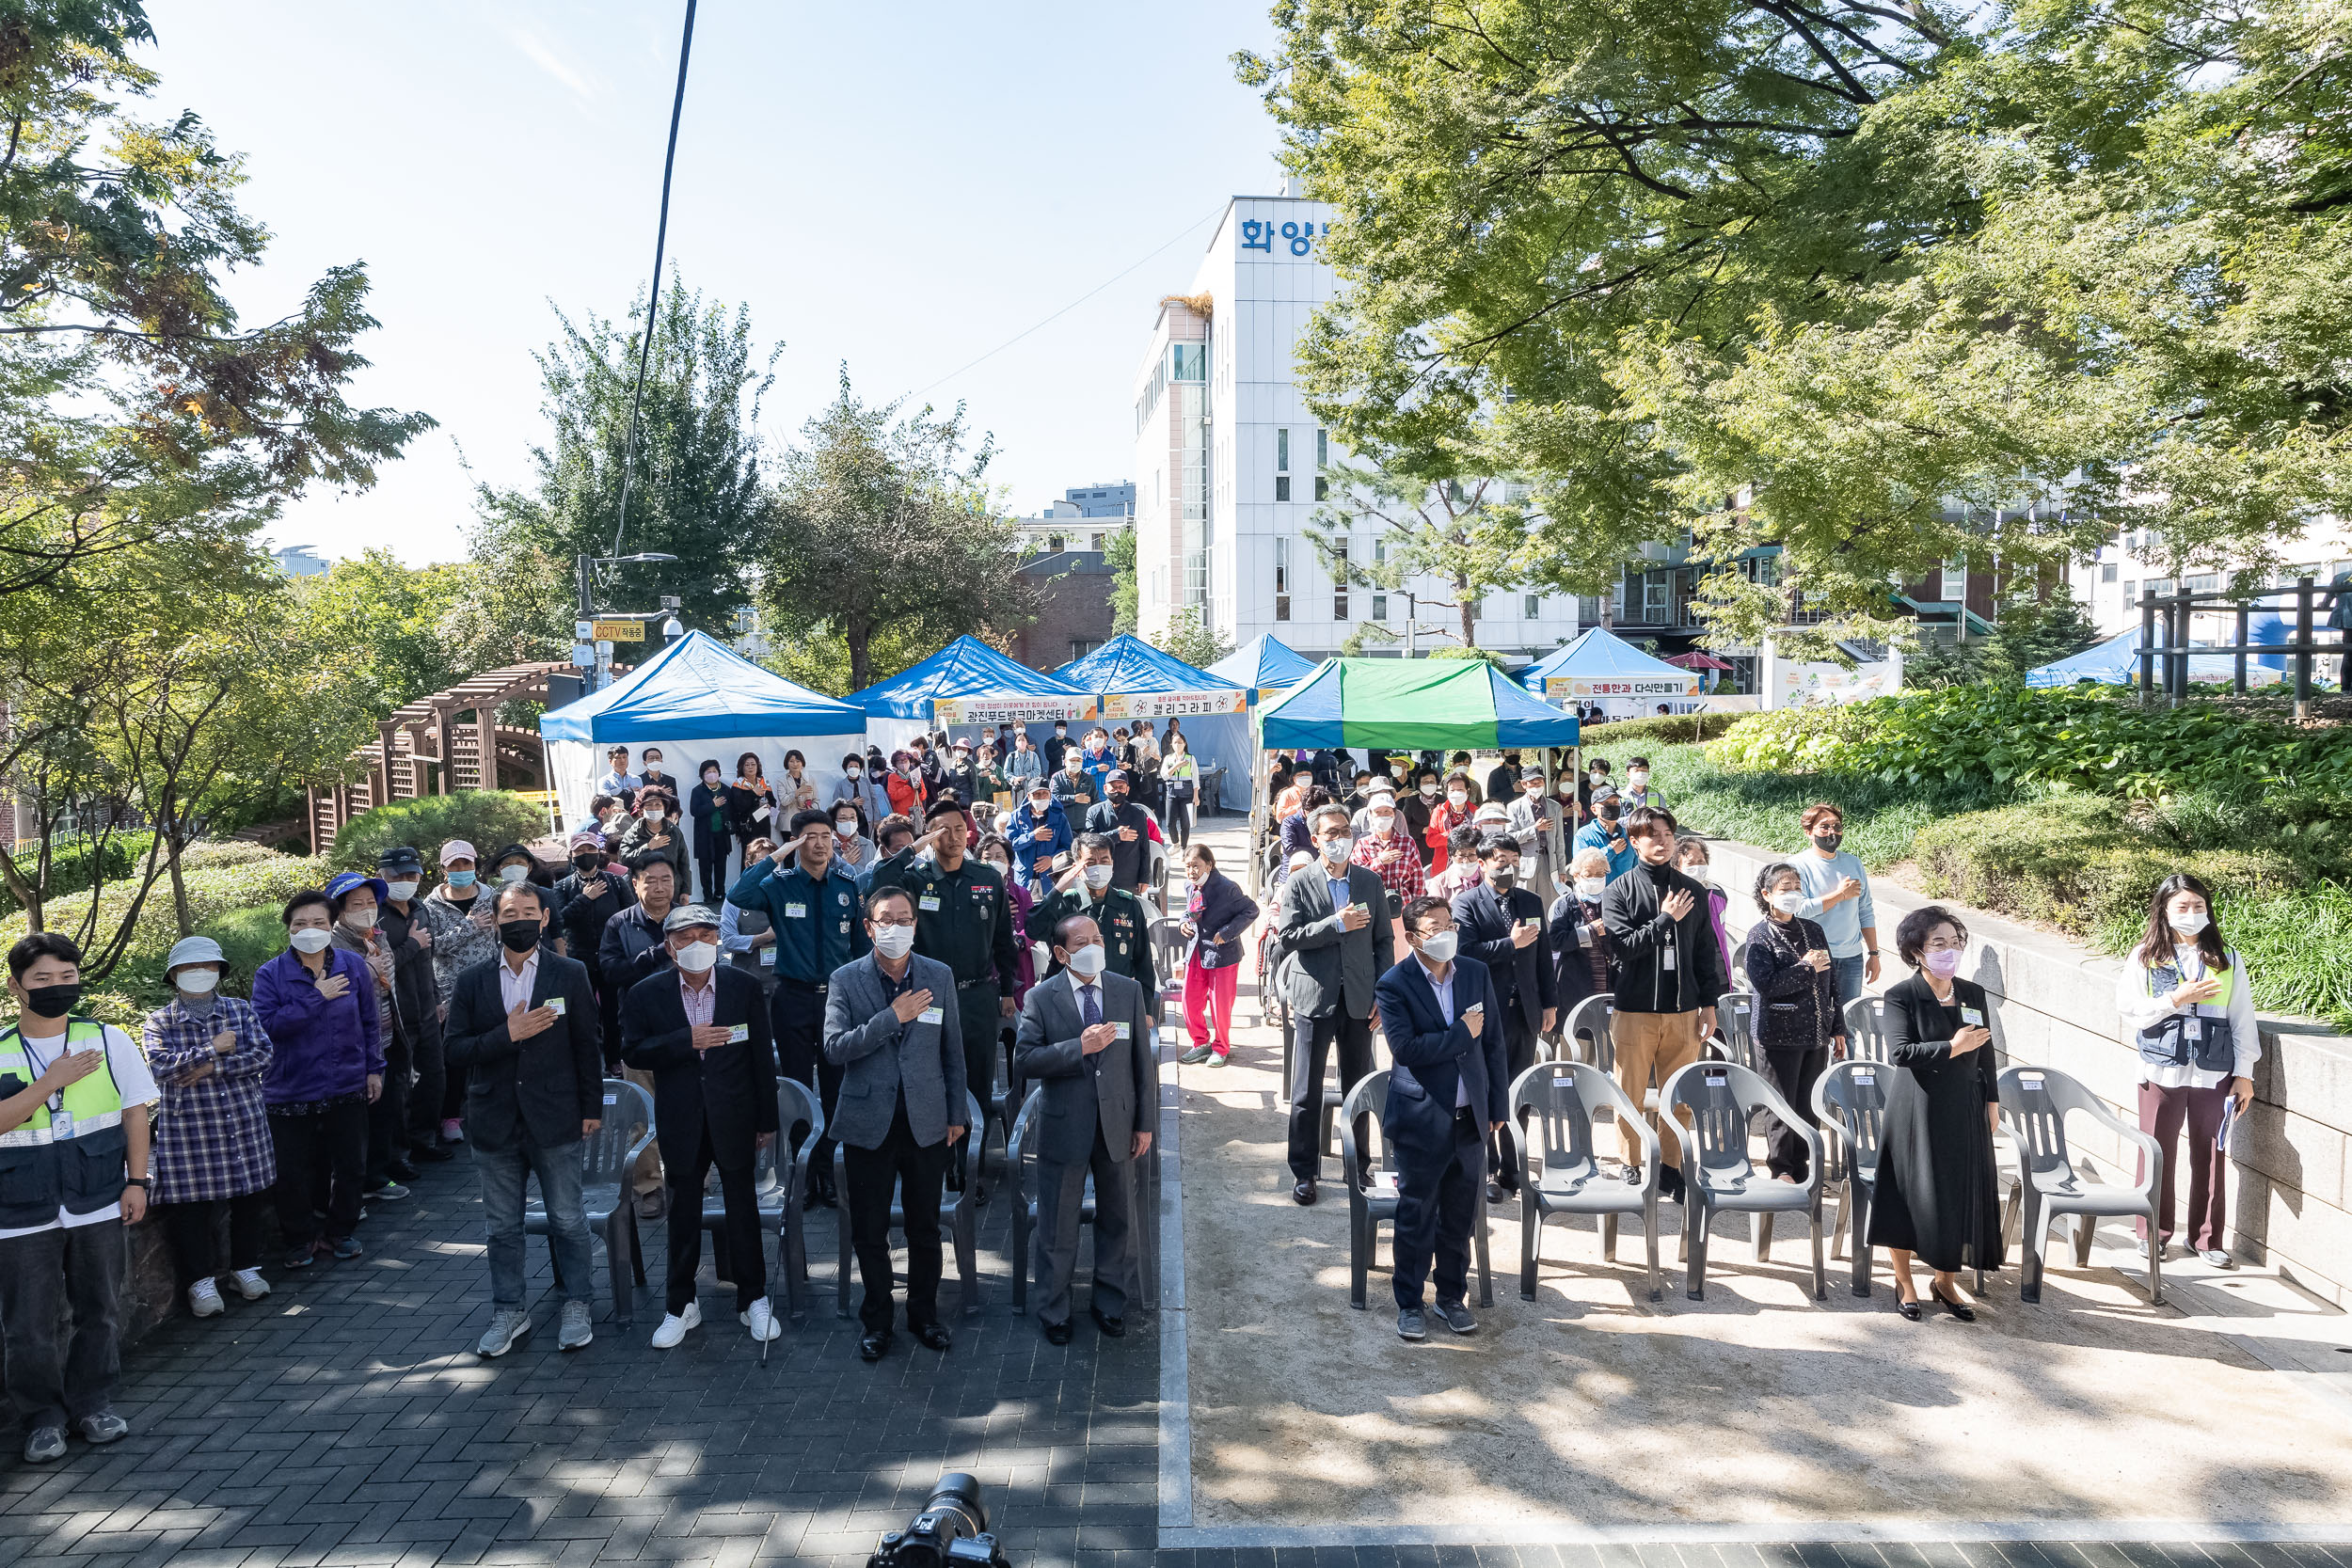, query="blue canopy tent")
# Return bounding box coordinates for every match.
[1206,633,1320,705]
[2026,623,2290,689]
[538,630,867,832]
[846,634,1096,755]
[1057,634,1250,788]
[1519,628,1699,716]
